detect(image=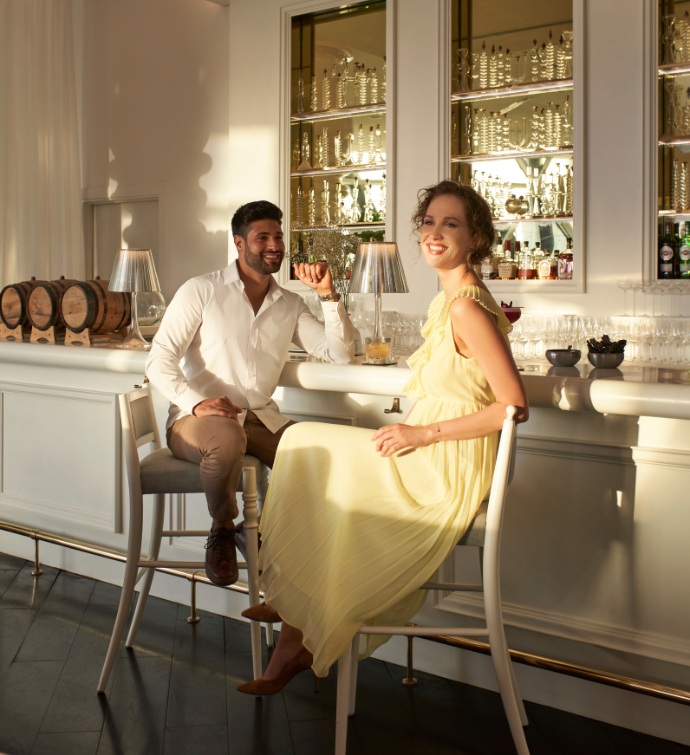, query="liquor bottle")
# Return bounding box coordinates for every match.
[480,254,495,280]
[498,240,515,279]
[679,221,690,278]
[516,242,535,279]
[658,220,677,279]
[548,248,559,279]
[558,239,574,280]
[537,247,555,280]
[531,241,545,271]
